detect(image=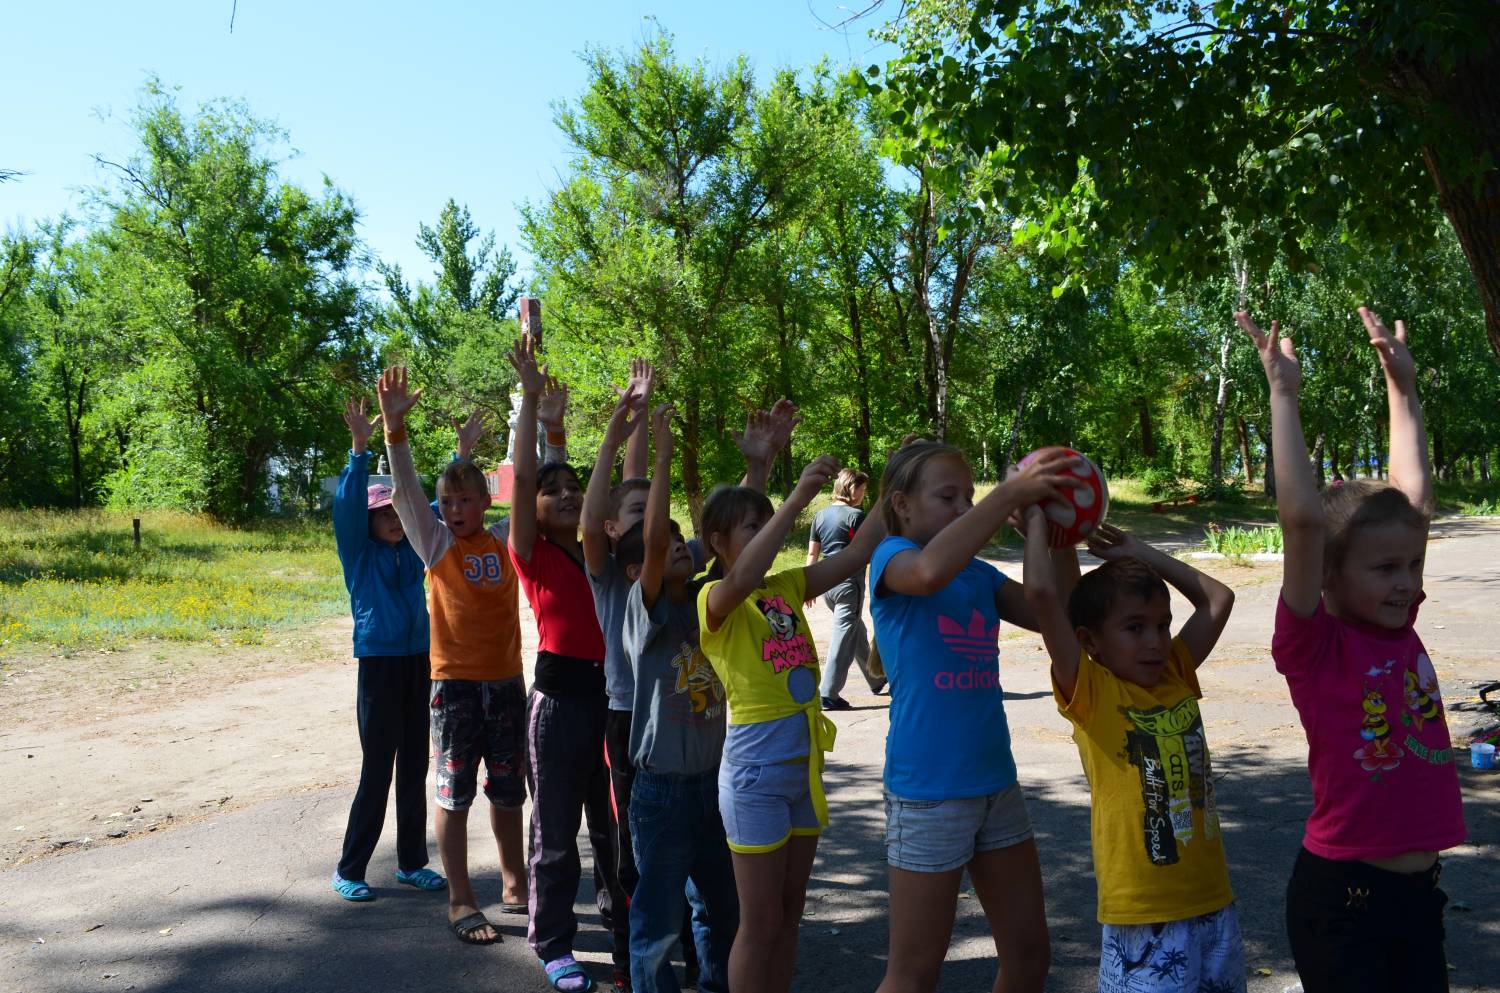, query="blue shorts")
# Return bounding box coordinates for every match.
[717,760,821,854]
[1099,903,1244,992]
[884,783,1033,872]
